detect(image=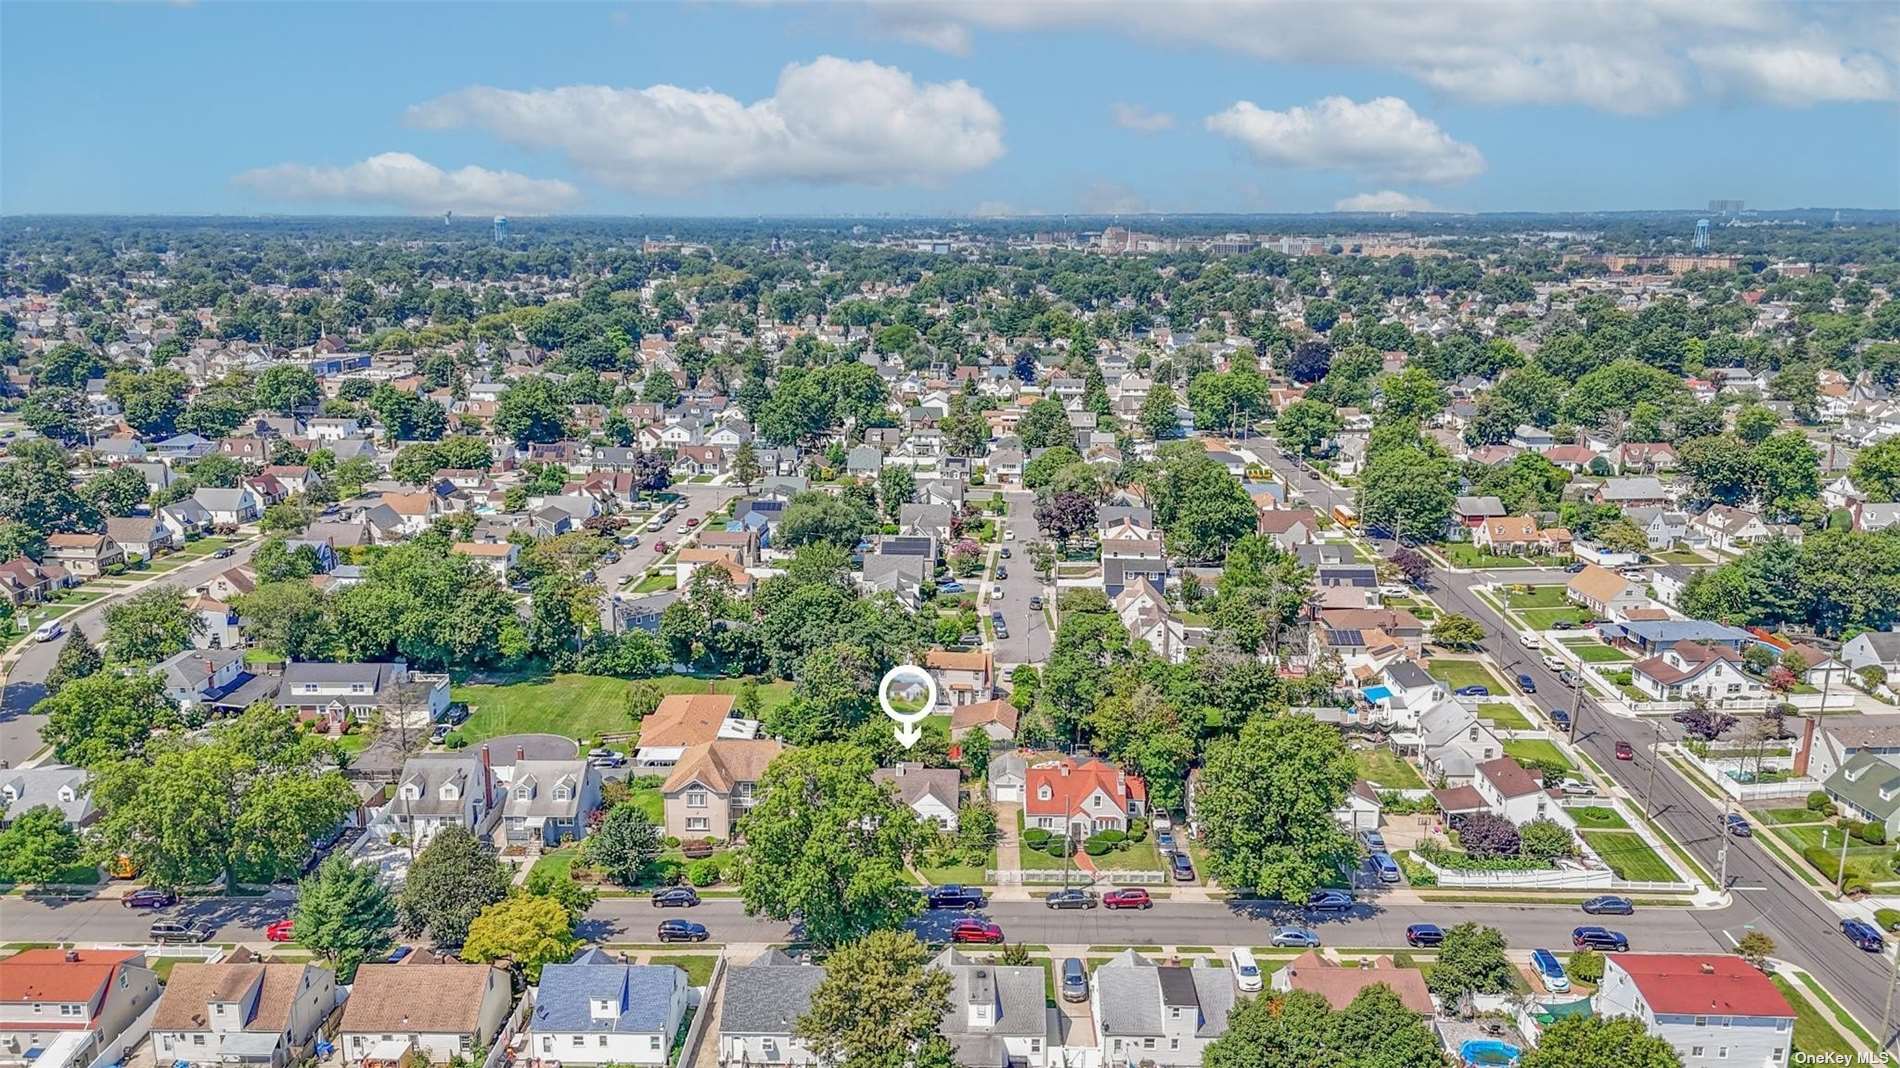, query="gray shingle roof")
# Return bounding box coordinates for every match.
[718,952,825,1036]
